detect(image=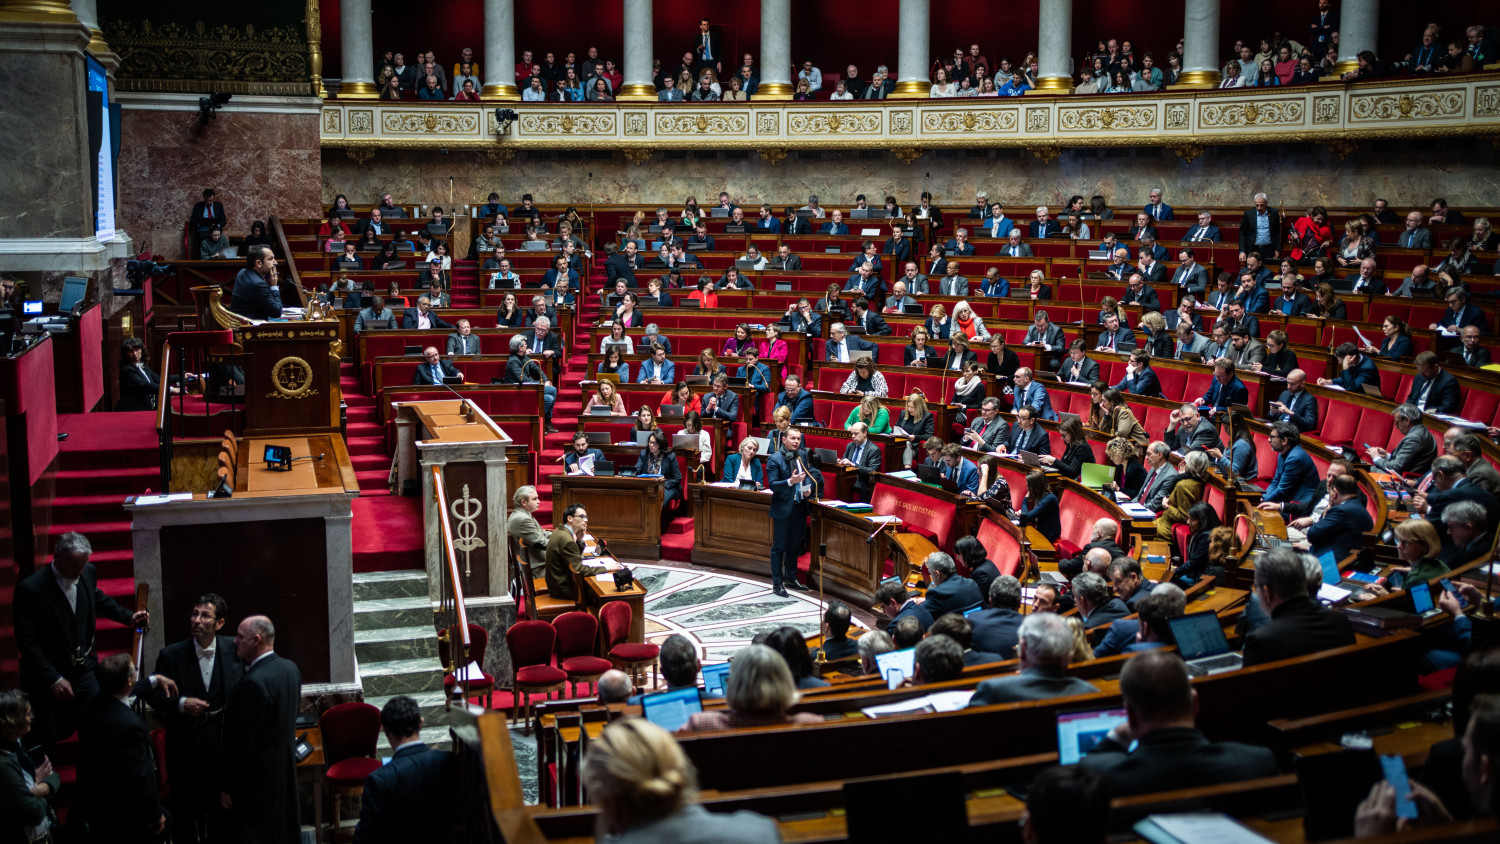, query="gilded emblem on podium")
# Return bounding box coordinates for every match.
[268,355,319,399]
